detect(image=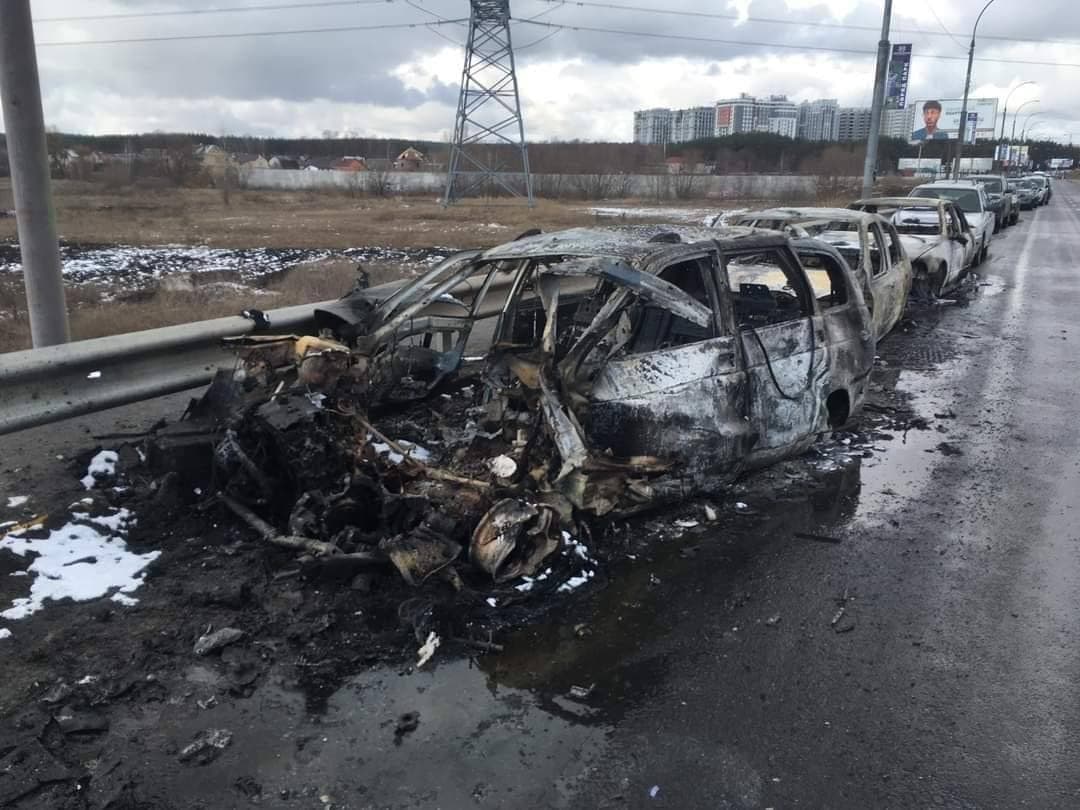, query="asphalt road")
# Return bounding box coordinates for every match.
[1,183,1078,809]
